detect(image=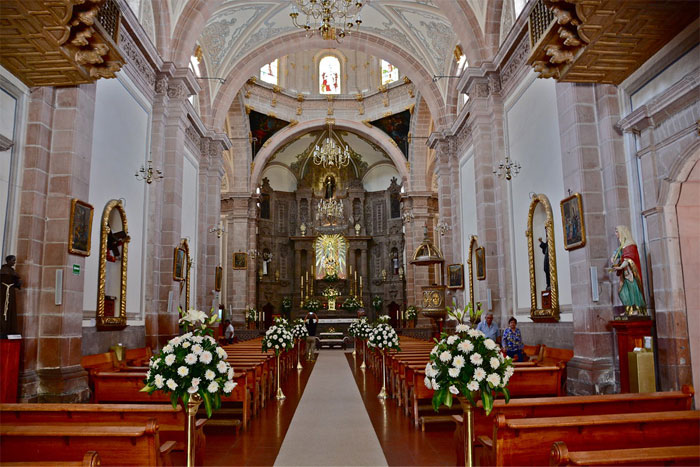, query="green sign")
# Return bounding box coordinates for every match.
[72,264,80,275]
